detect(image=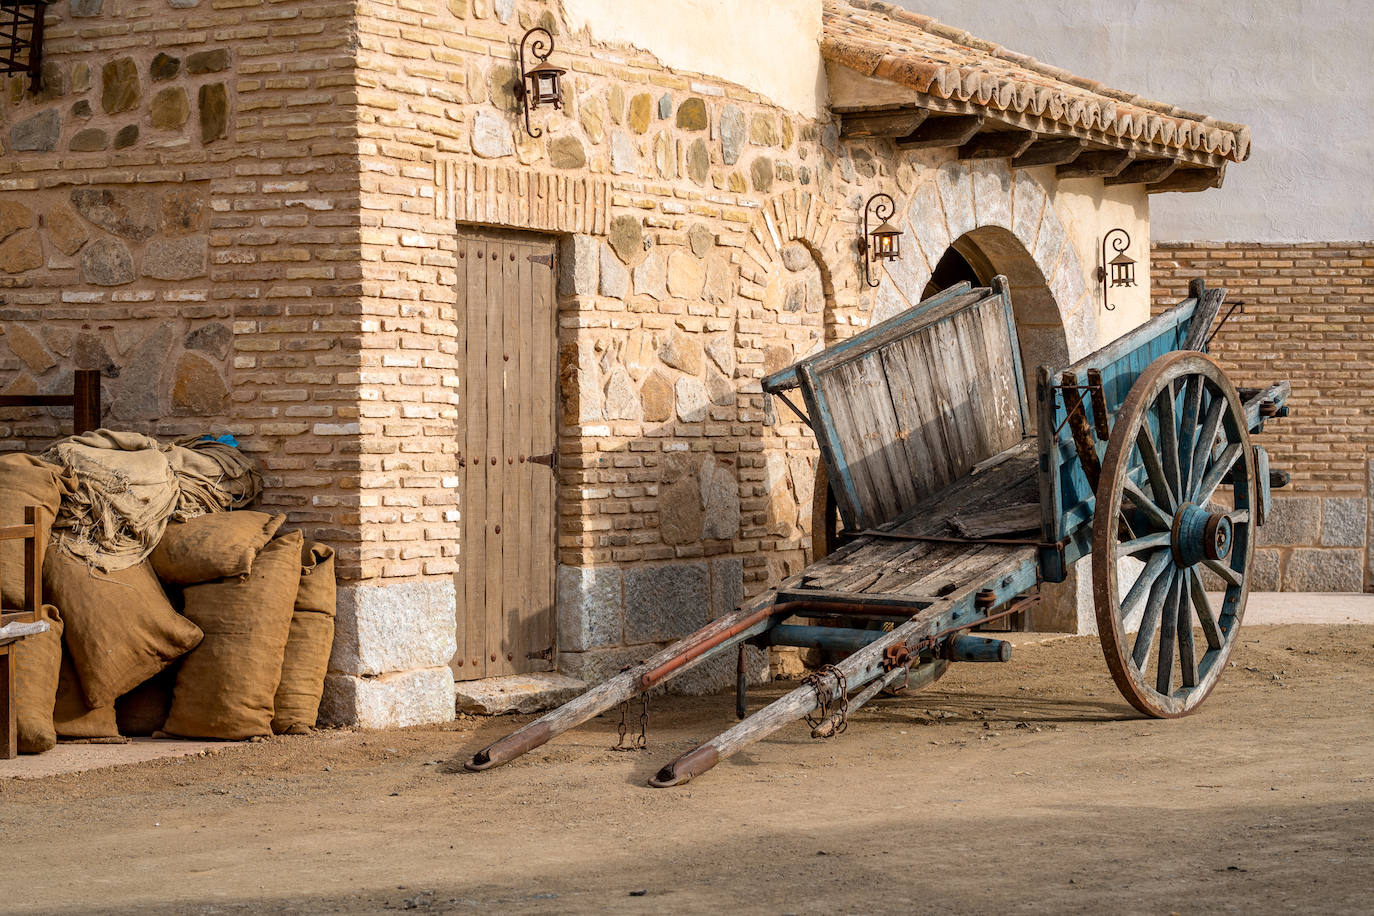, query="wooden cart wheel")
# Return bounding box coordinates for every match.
[1092,350,1255,718]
